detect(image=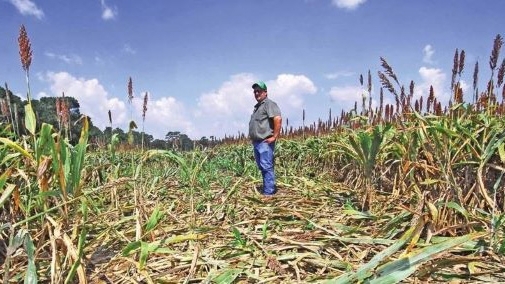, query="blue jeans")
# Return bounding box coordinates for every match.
[253,141,276,195]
